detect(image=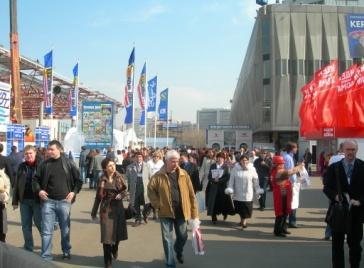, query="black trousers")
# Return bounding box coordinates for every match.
[274,195,288,235]
[331,213,363,268]
[258,177,269,209]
